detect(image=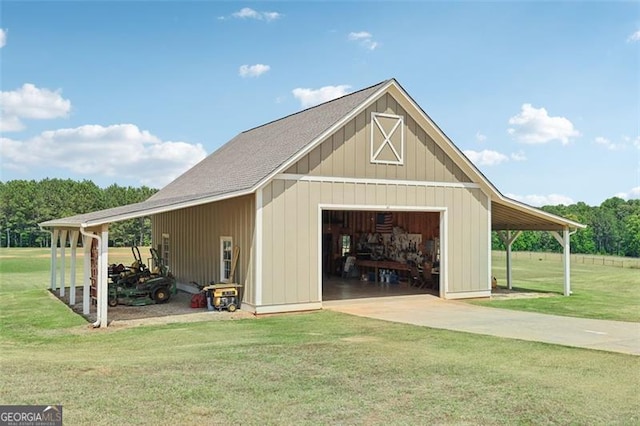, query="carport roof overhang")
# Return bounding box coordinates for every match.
[40,187,585,234]
[39,188,253,229]
[491,198,585,231]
